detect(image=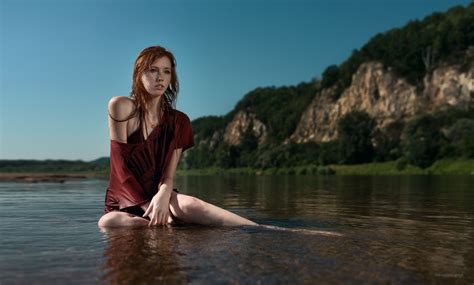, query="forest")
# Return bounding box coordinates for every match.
[183,4,474,172]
